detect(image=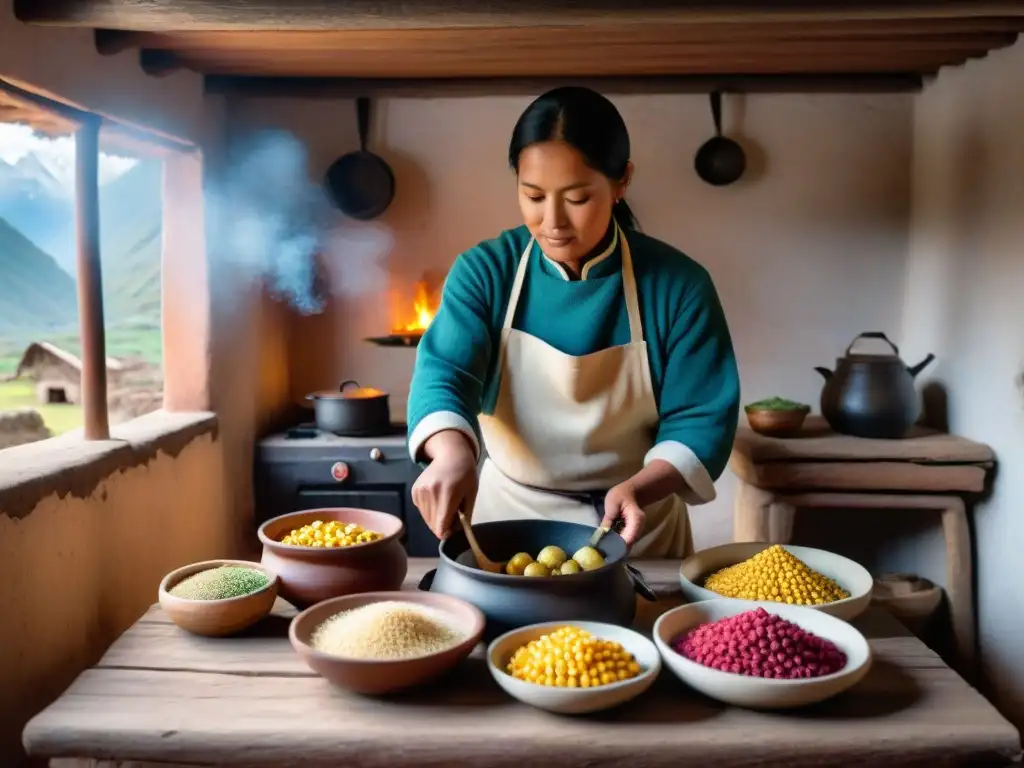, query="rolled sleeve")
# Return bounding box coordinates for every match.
[408,411,481,463]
